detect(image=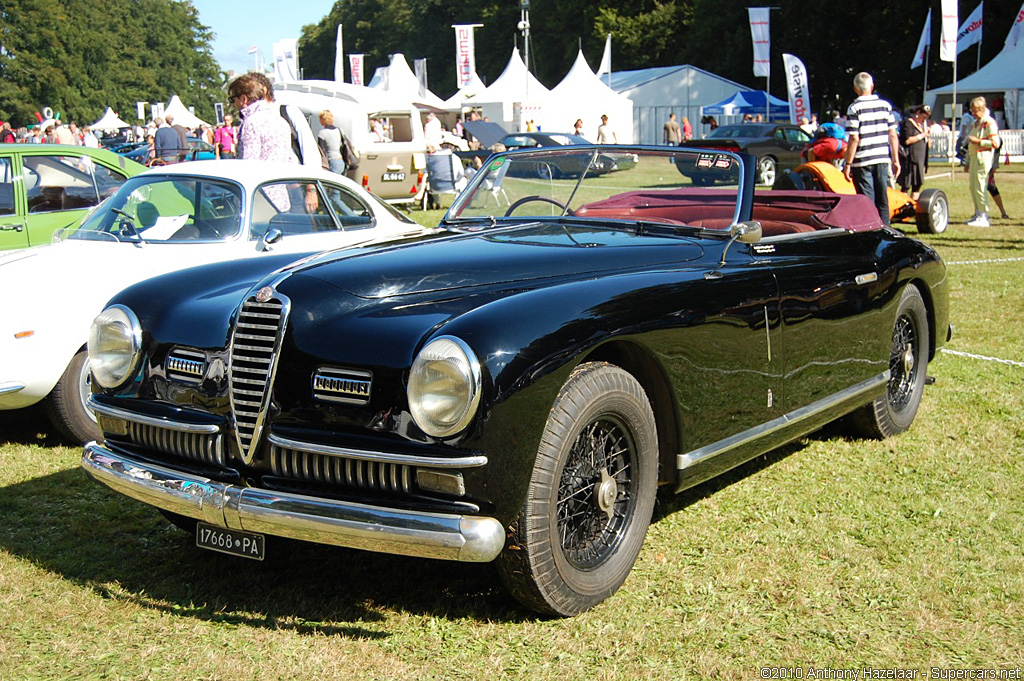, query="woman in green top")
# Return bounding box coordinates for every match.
[965,96,1001,228]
